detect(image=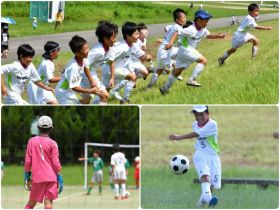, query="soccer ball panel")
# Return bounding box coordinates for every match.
[169,154,189,175]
